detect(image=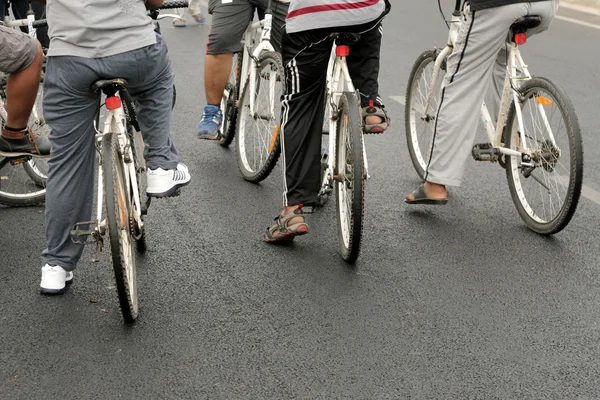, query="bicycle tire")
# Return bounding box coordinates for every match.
[102,133,139,322]
[129,124,148,253]
[23,82,49,188]
[335,92,365,263]
[505,77,583,235]
[219,52,243,147]
[405,49,445,180]
[236,51,284,183]
[0,82,46,206]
